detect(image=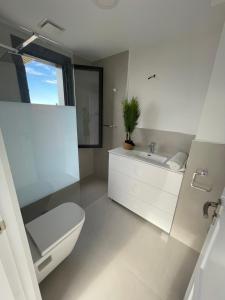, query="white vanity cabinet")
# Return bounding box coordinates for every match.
[108,148,183,233]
